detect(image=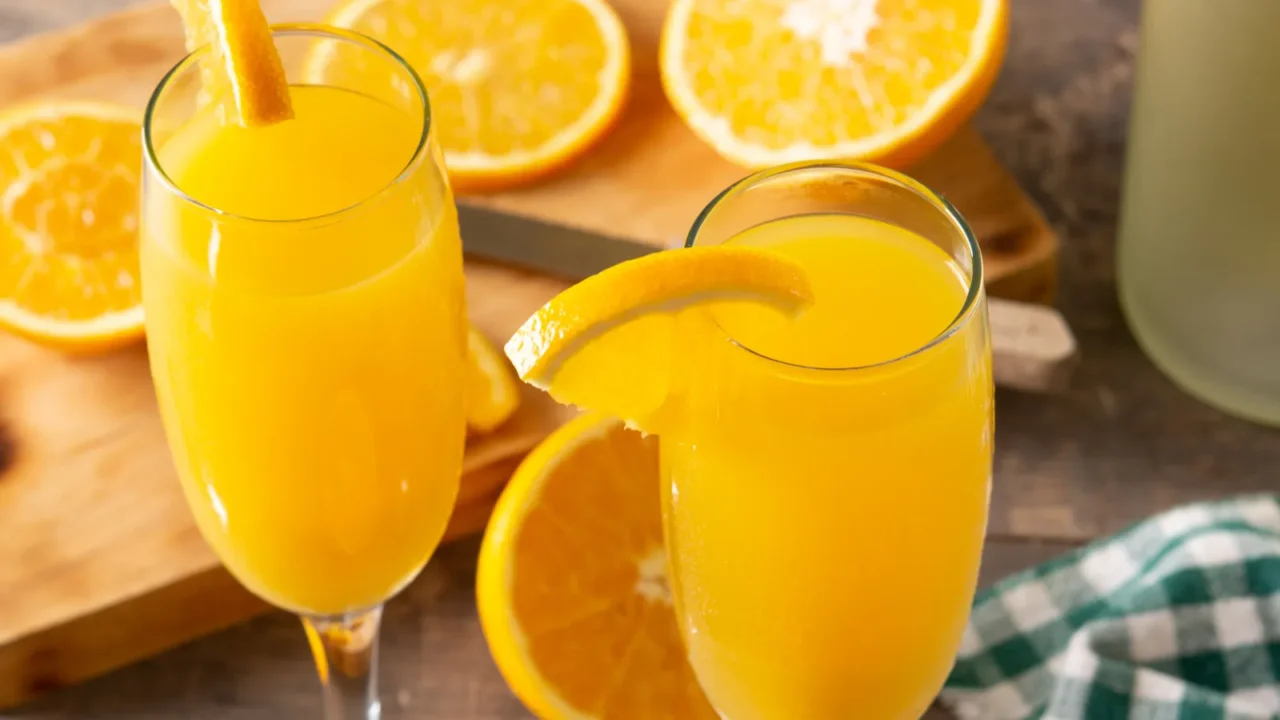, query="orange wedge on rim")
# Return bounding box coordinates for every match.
[503,246,812,432]
[477,412,719,719]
